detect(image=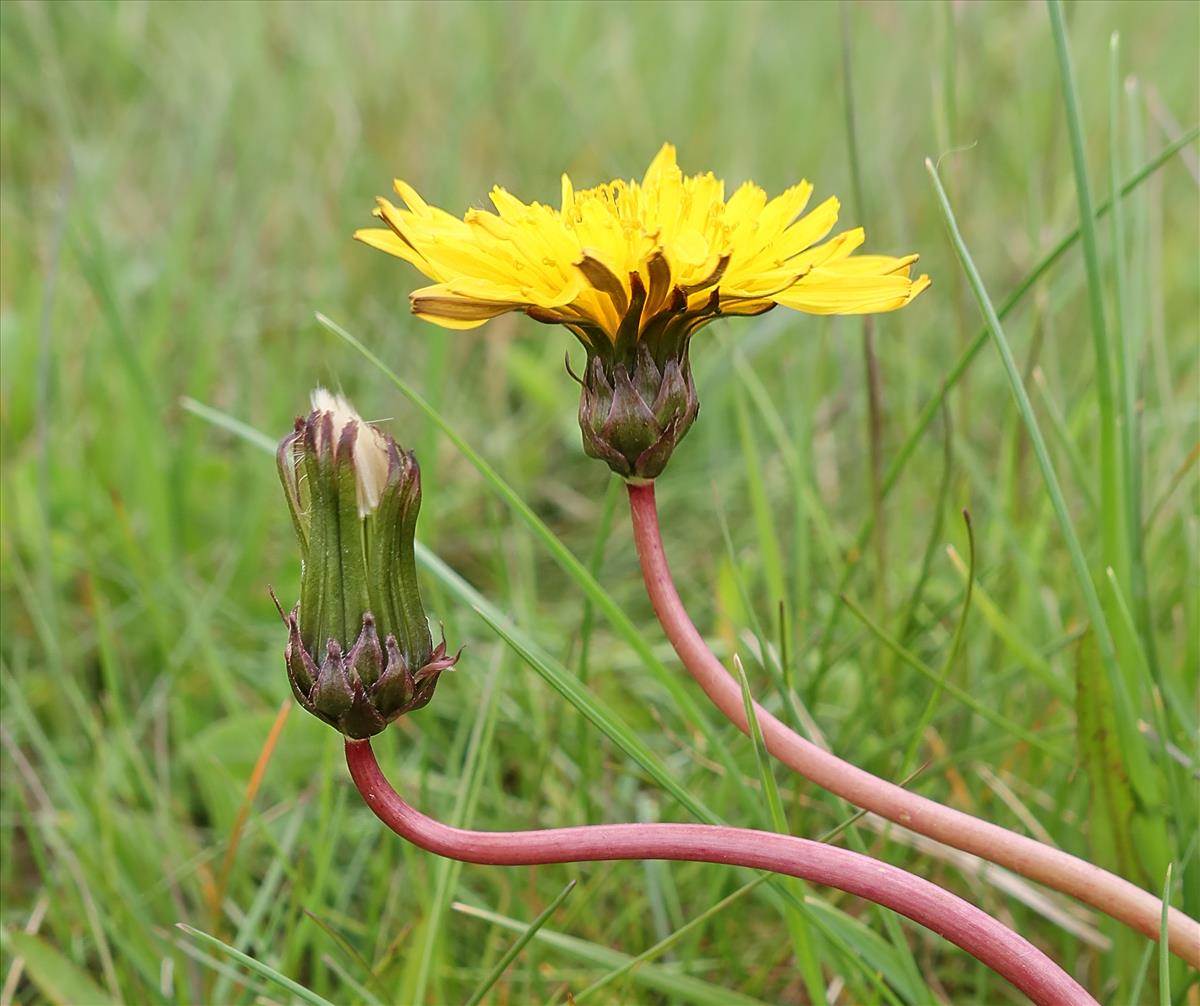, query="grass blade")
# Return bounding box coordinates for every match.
[1107,34,1161,695]
[902,512,976,772]
[0,932,116,1006]
[464,879,577,1006]
[840,593,1064,760]
[1075,631,1140,884]
[734,656,789,837]
[1127,939,1156,1006]
[944,545,1068,700]
[180,396,277,453]
[210,699,291,935]
[734,655,826,1006]
[302,909,389,1004]
[814,128,1198,678]
[452,901,768,1006]
[1047,0,1122,576]
[573,875,770,1003]
[1159,863,1173,1006]
[175,923,336,1006]
[733,382,788,620]
[467,599,722,826]
[574,476,622,824]
[408,658,504,1004]
[924,158,1159,806]
[317,953,386,1006]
